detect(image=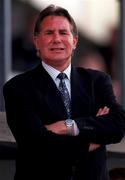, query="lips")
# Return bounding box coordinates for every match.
[50,48,64,51]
